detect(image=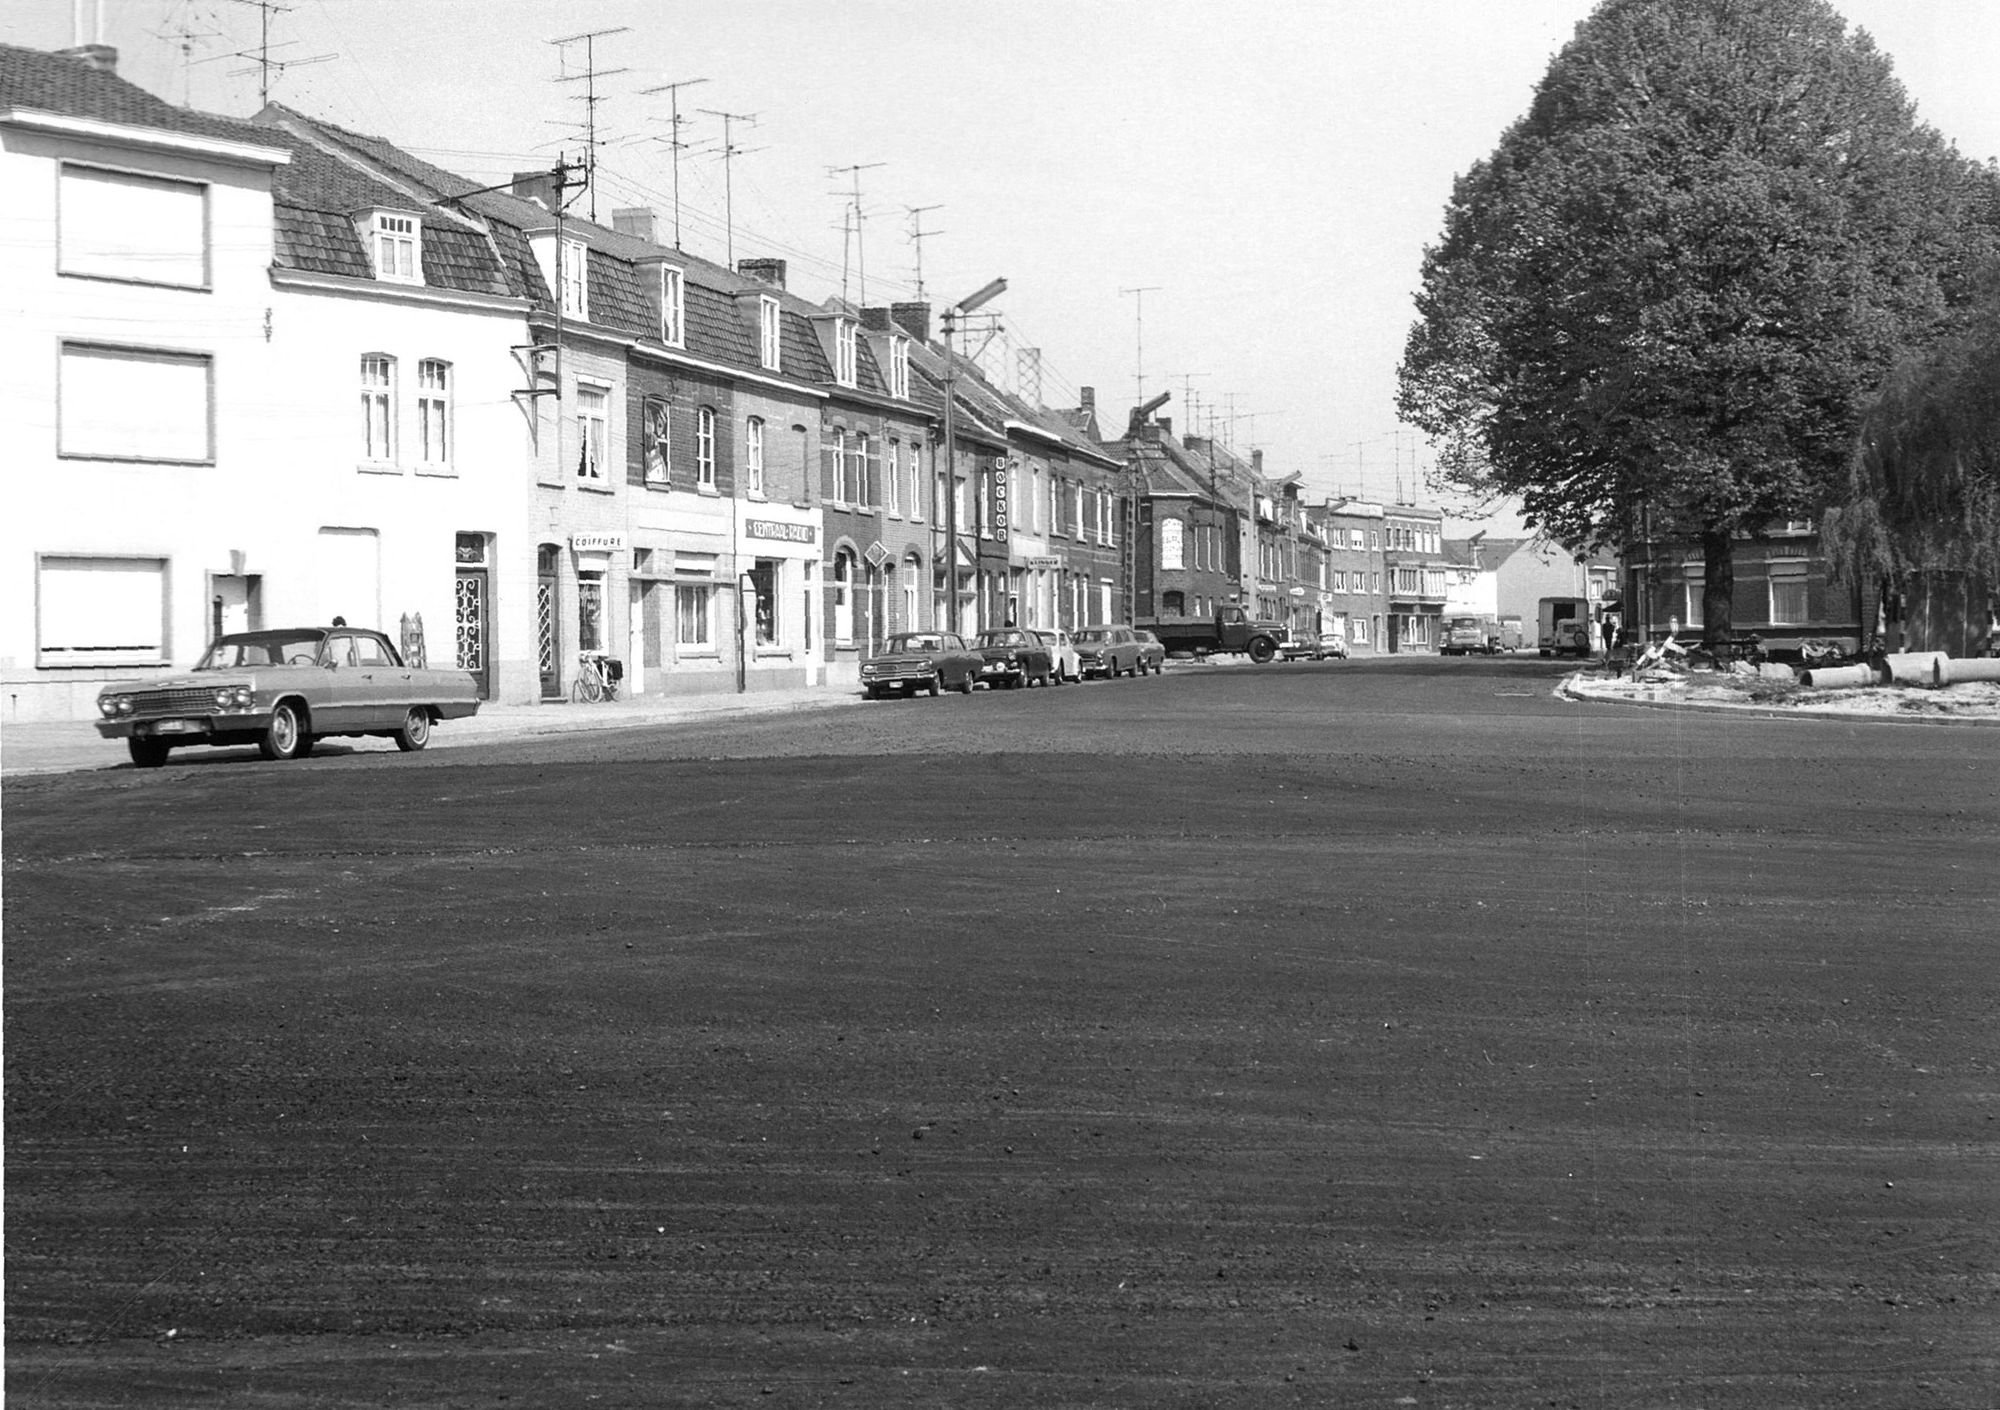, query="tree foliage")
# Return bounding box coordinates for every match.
[1396,0,2000,637]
